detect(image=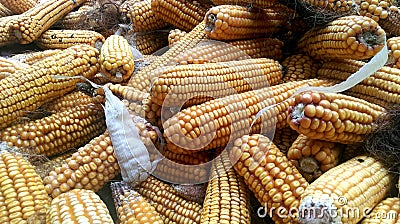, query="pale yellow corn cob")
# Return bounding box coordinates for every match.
[299,155,392,224]
[100,35,135,83]
[35,29,105,50]
[46,189,114,223]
